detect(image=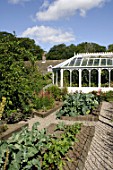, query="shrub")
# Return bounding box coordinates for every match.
[61,87,68,100]
[33,90,55,111]
[105,90,113,101]
[46,85,62,101]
